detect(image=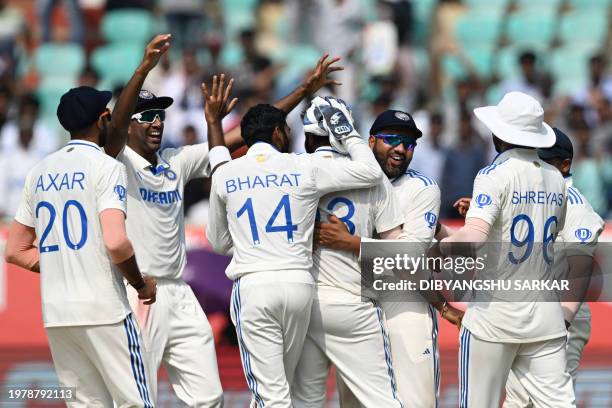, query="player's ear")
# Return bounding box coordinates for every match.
[368,135,375,149]
[561,158,572,175]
